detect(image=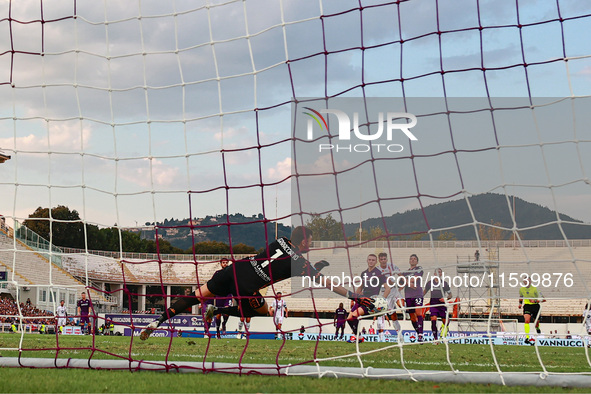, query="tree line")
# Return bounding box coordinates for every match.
[18,203,516,255]
[305,213,508,242]
[21,206,257,255]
